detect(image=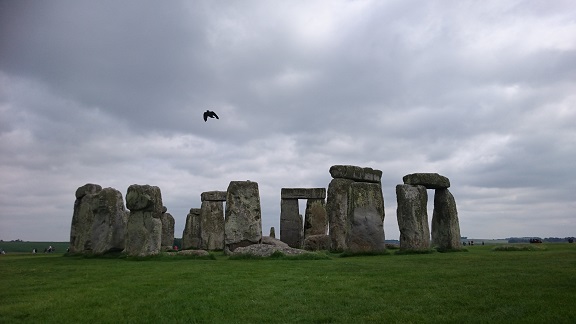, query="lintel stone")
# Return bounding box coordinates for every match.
[281,188,326,199]
[329,165,382,183]
[201,191,227,202]
[402,173,450,189]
